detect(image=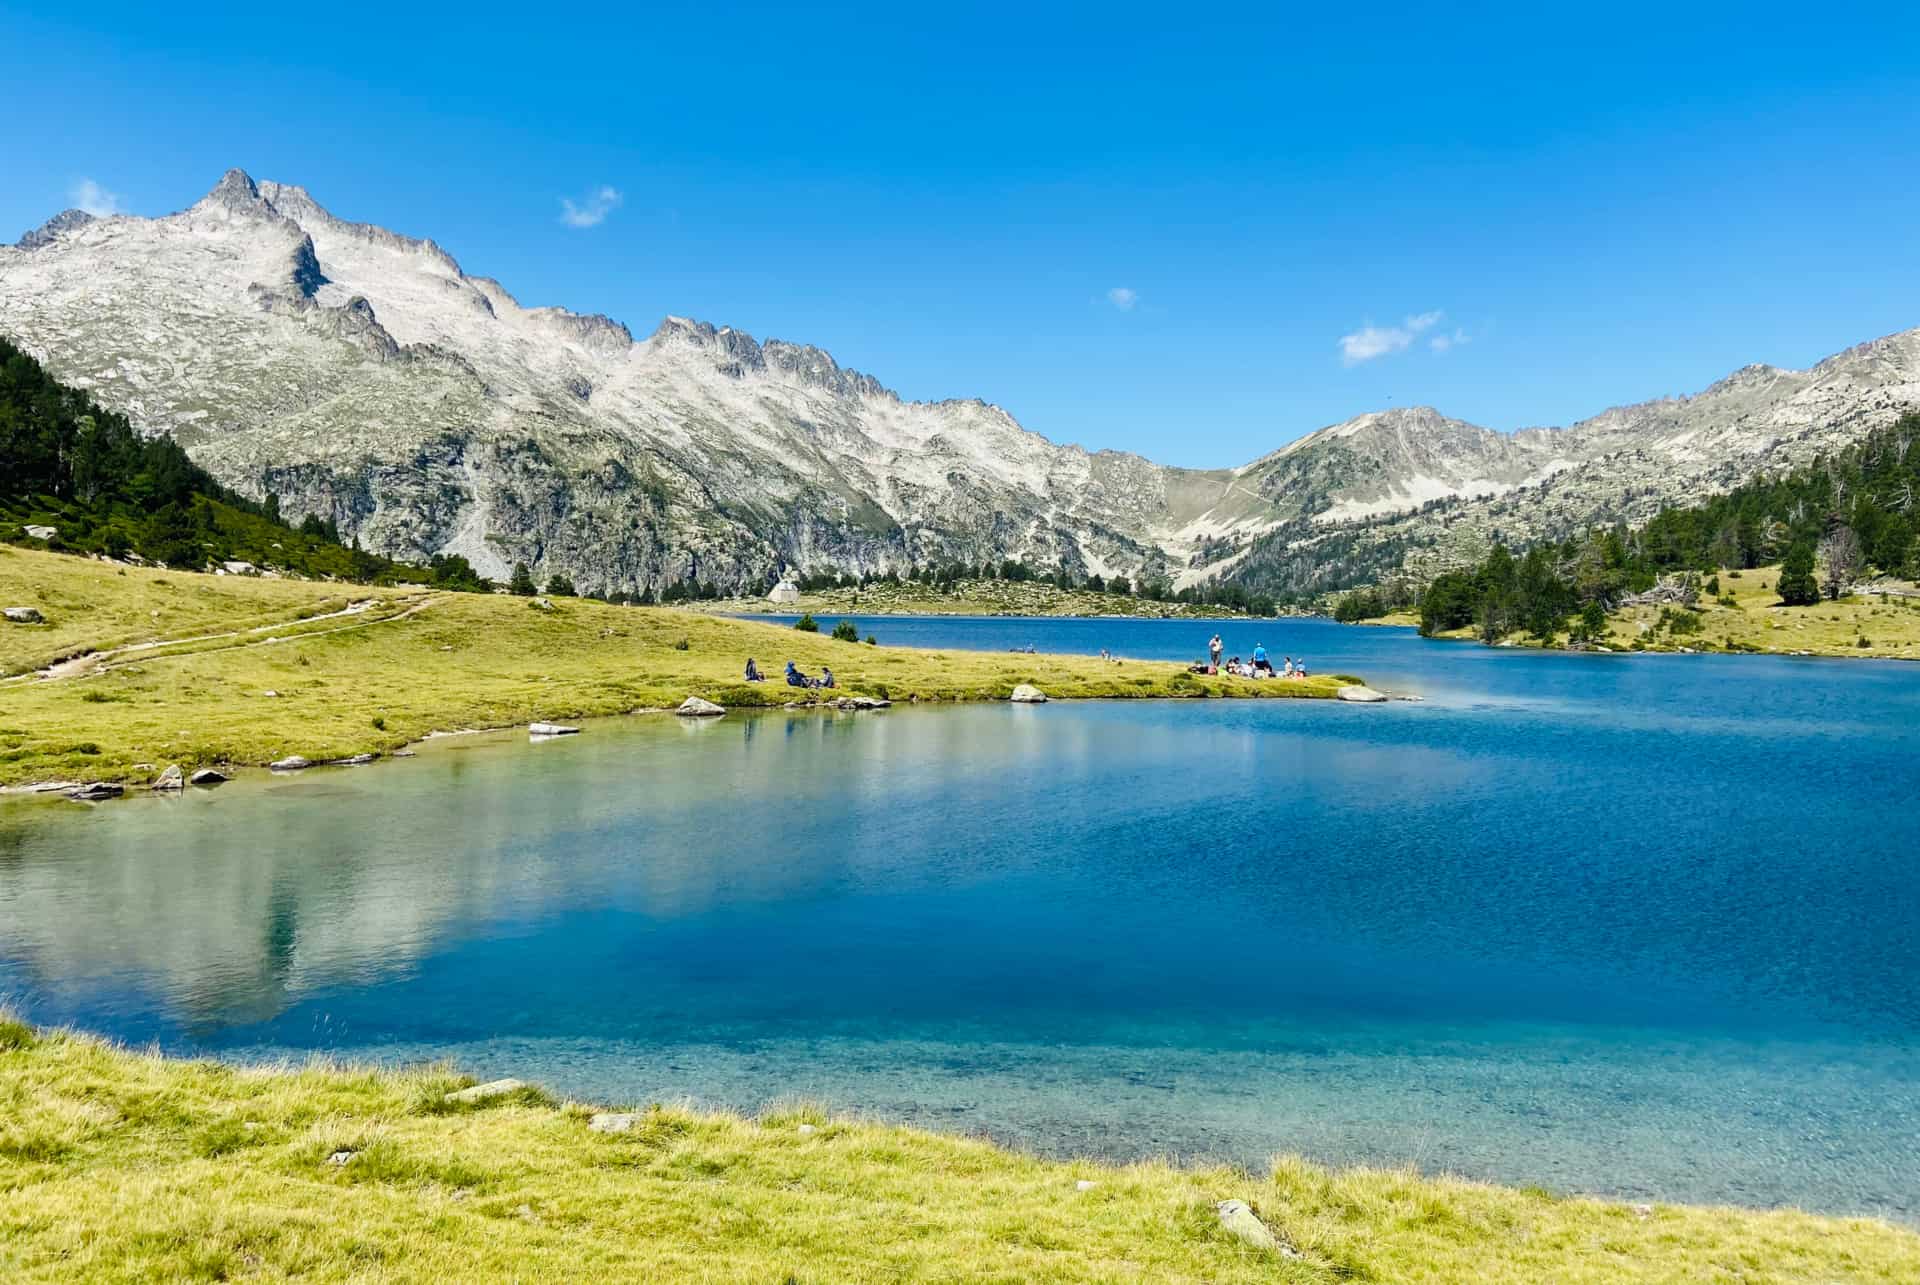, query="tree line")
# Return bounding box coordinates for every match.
[1,335,491,590]
[1332,411,1920,640]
